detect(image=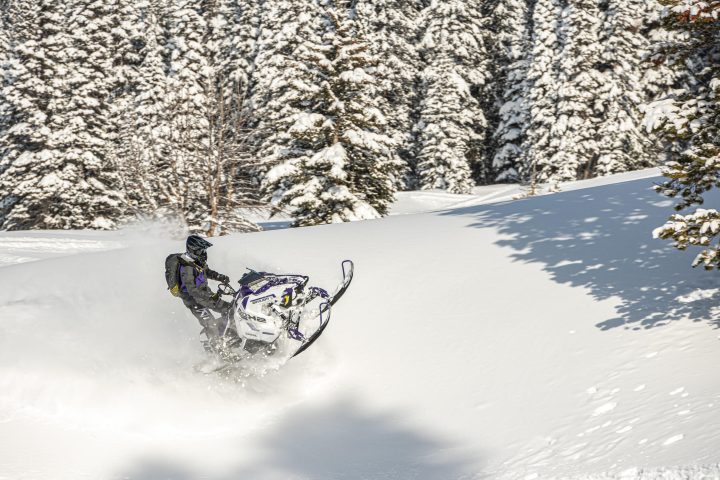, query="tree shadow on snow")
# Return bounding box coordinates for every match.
[120,397,478,480]
[441,178,720,330]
